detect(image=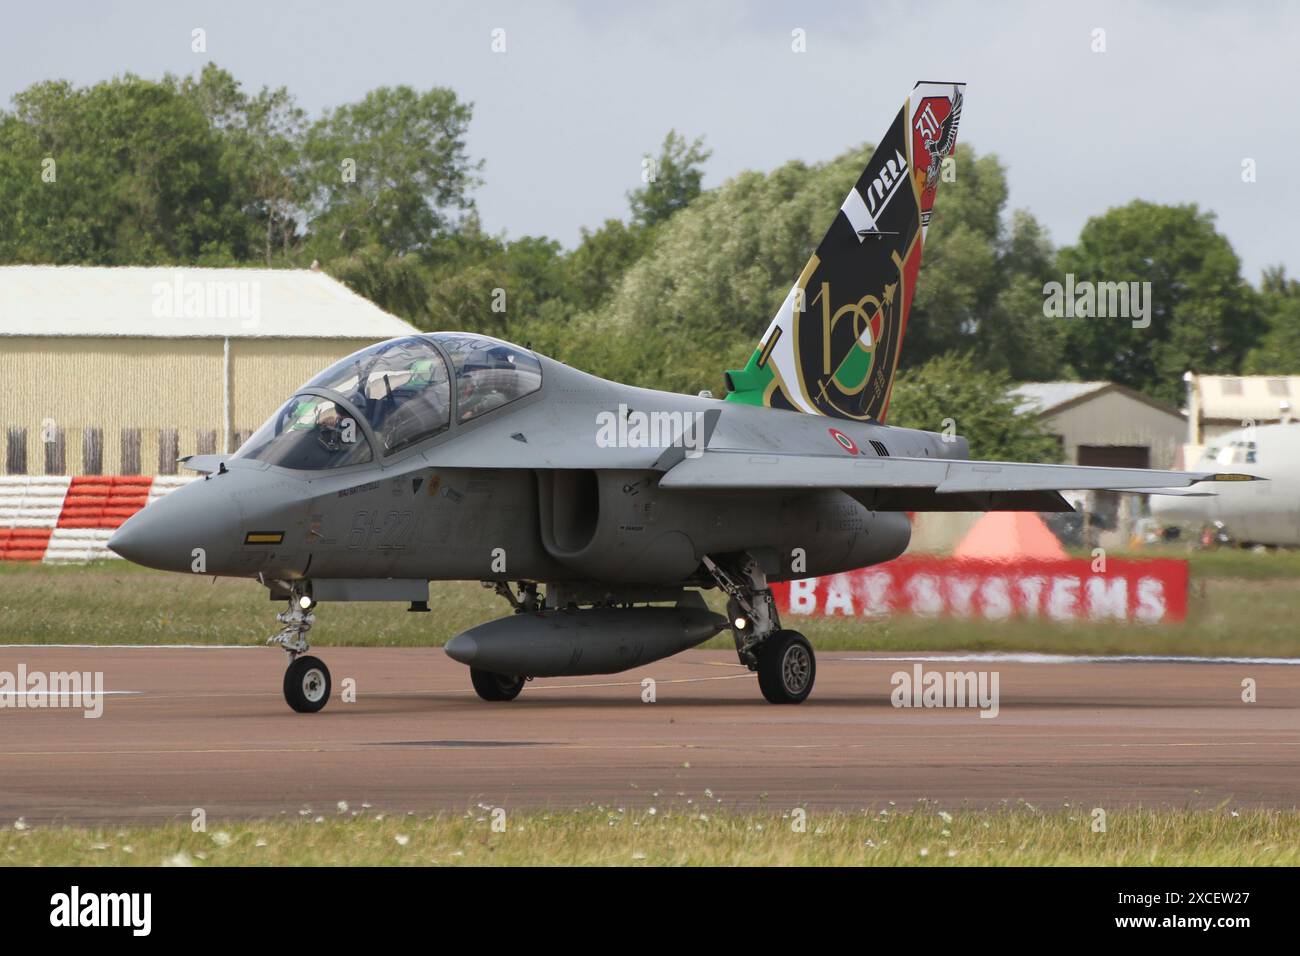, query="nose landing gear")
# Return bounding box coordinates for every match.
[268,591,332,713]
